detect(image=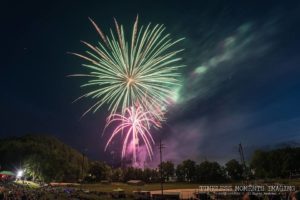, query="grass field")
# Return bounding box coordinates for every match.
[15,179,300,194]
[75,182,200,194]
[15,180,40,189]
[73,179,300,194]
